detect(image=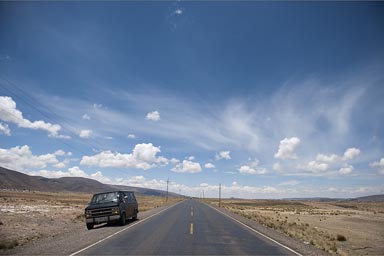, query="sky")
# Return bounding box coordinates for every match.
[0,1,384,199]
